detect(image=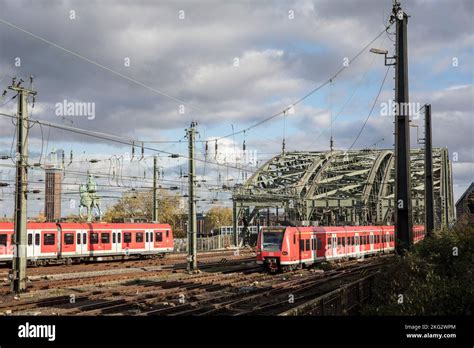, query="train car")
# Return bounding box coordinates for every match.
[256,225,425,272]
[0,222,174,265]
